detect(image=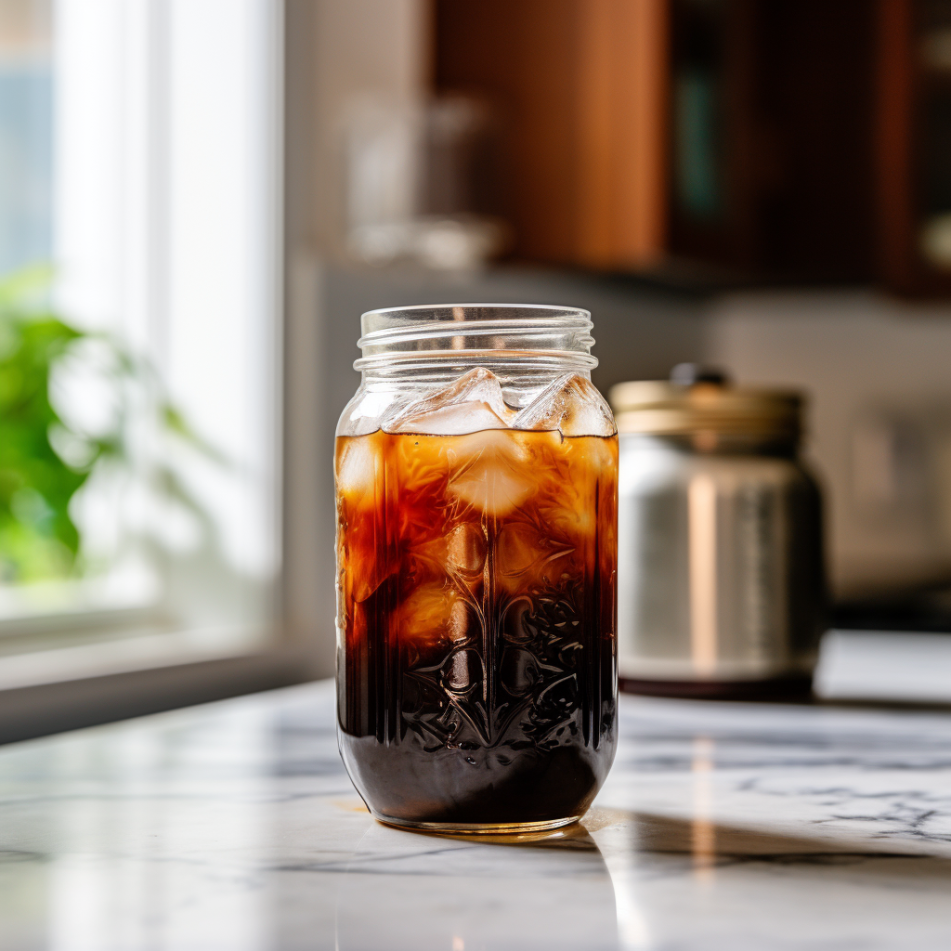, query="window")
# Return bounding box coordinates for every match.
[0,0,288,726]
